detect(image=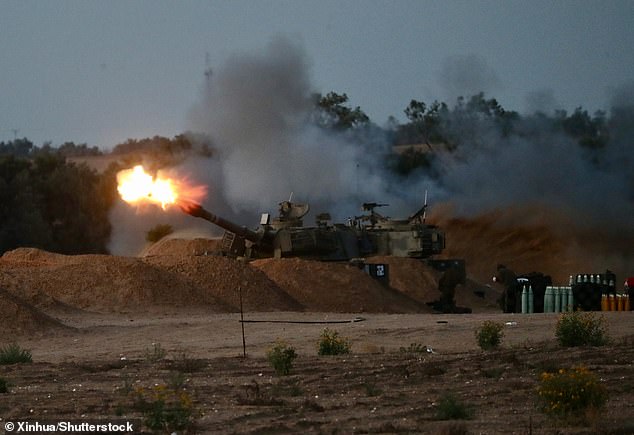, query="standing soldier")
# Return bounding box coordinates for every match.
[493,264,520,313]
